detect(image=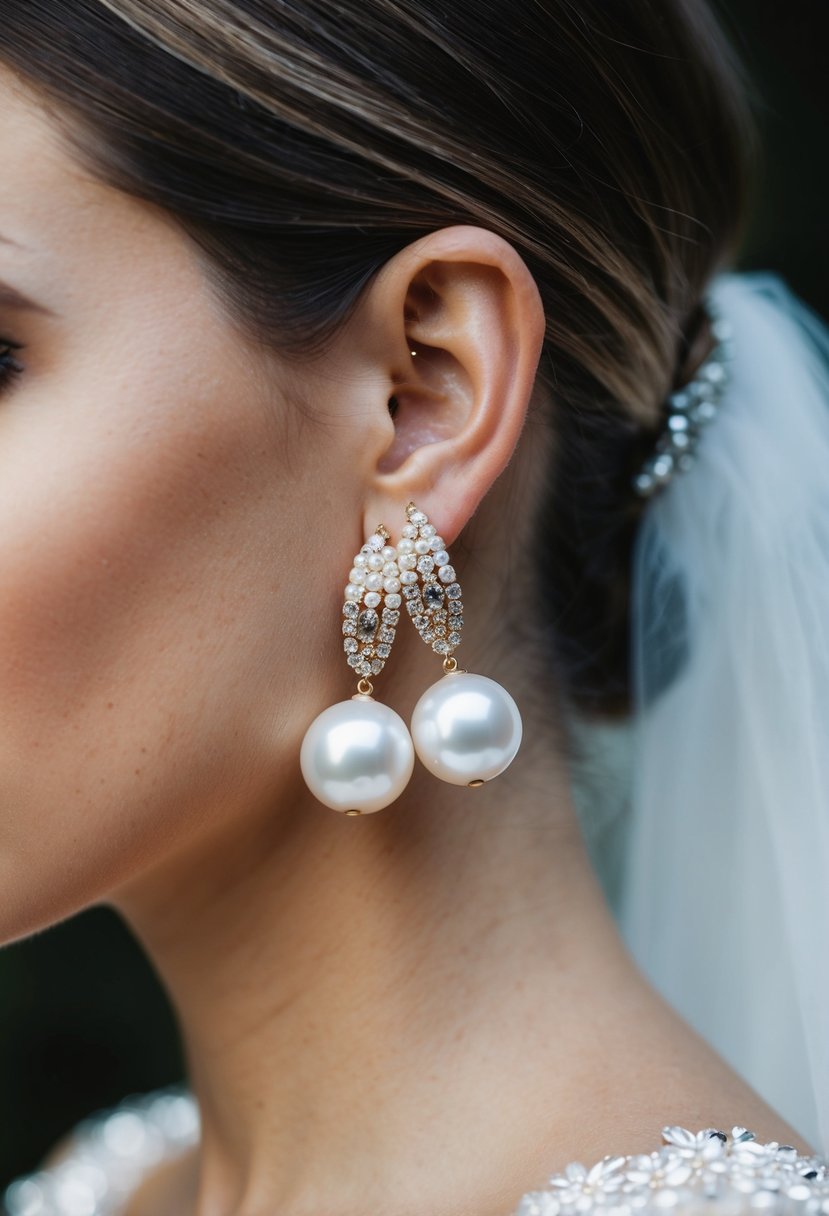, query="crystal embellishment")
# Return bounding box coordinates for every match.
[341,526,401,680]
[632,296,734,499]
[513,1123,829,1216]
[399,503,464,659]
